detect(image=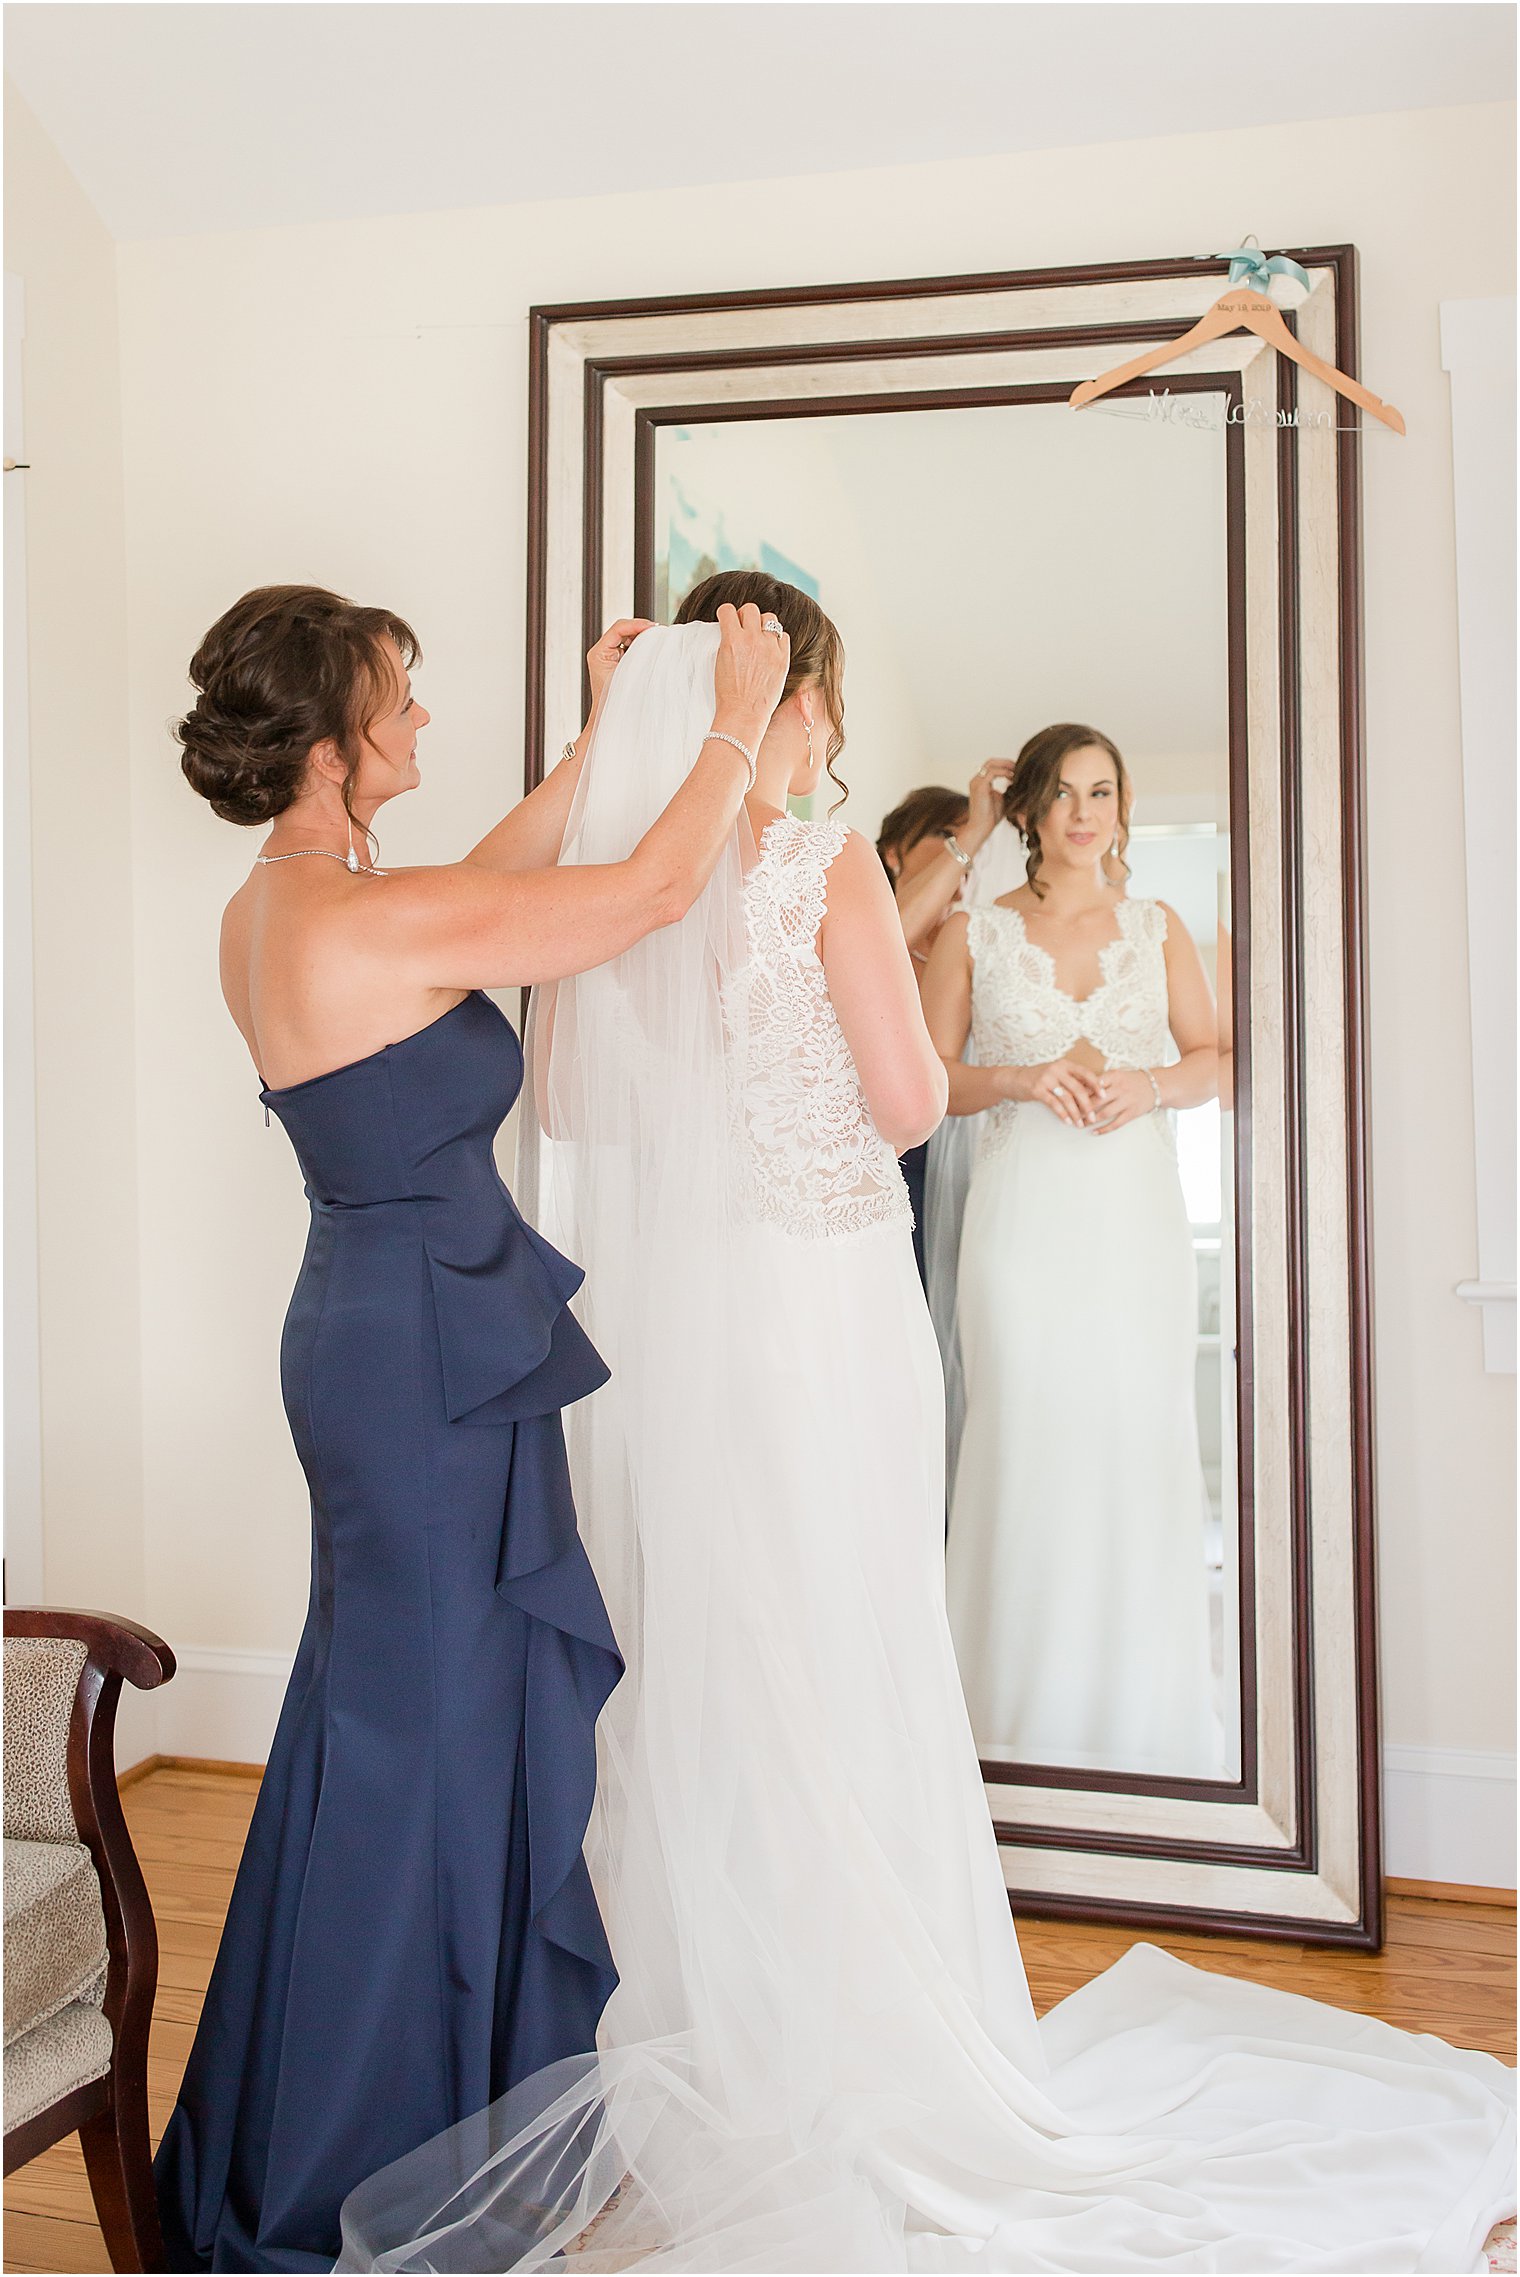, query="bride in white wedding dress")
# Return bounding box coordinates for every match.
[338,581,1513,2276]
[925,727,1223,1779]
